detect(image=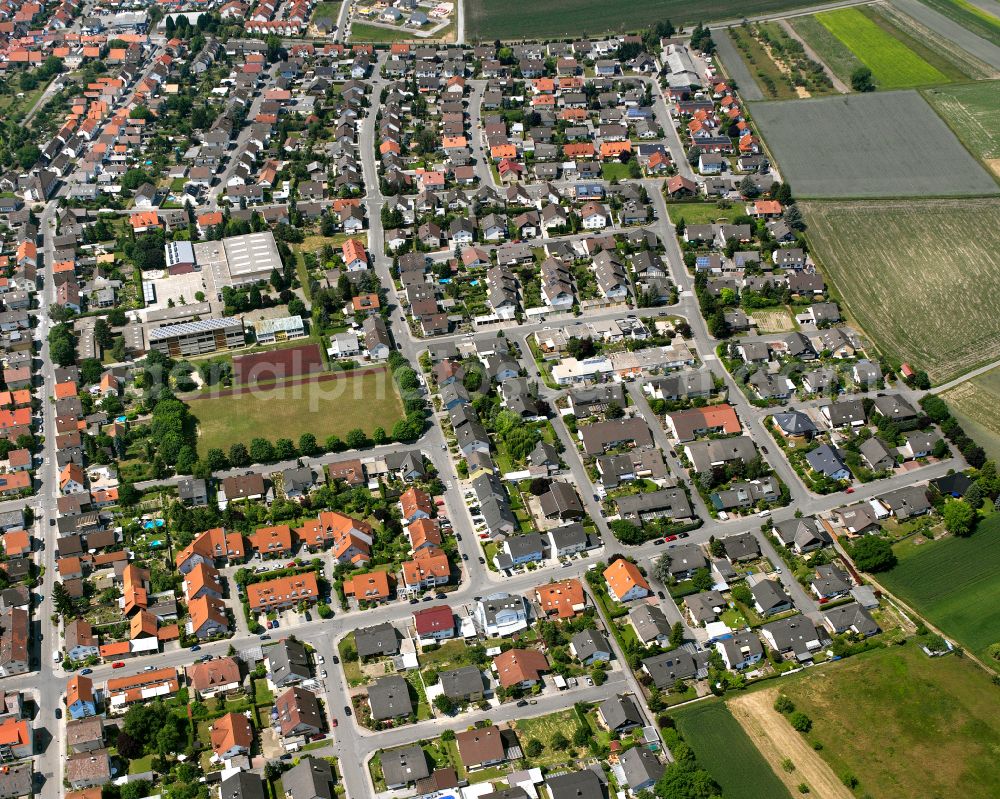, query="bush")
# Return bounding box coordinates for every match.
[789,711,812,733]
[441,729,456,742]
[841,771,859,789]
[525,738,543,757]
[774,695,795,714]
